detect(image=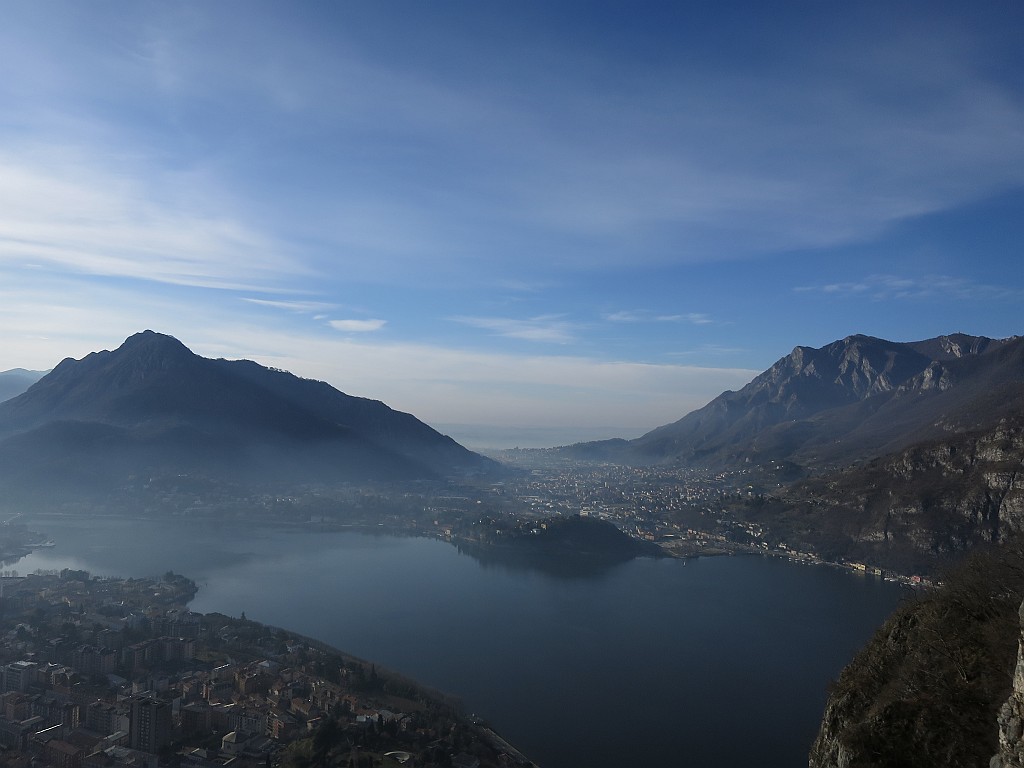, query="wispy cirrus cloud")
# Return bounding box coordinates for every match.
[667,344,750,358]
[604,310,645,323]
[794,274,1022,302]
[329,318,387,333]
[0,148,305,292]
[241,298,338,313]
[487,21,1024,269]
[605,310,713,325]
[451,315,577,343]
